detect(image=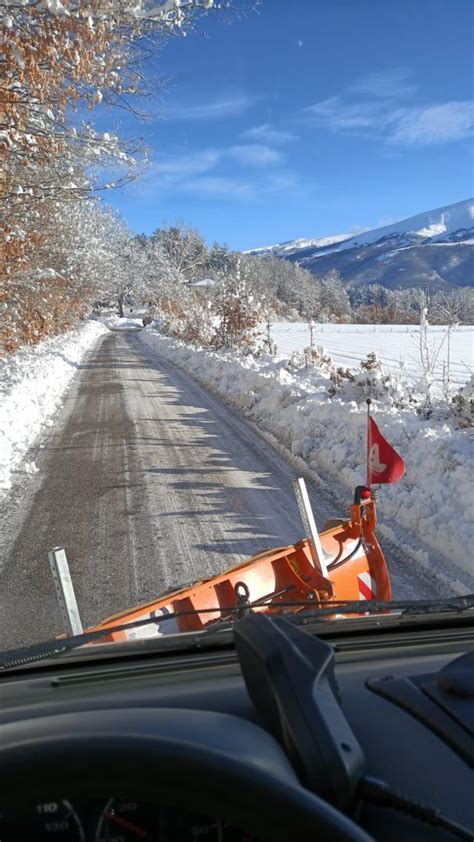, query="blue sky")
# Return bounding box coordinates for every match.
[103,0,474,250]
